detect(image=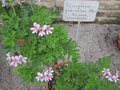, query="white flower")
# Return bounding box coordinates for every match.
[102,68,111,76]
[36,72,44,82]
[38,28,45,36]
[112,75,119,83]
[10,56,20,67]
[42,25,54,35]
[31,22,40,34]
[6,52,11,60]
